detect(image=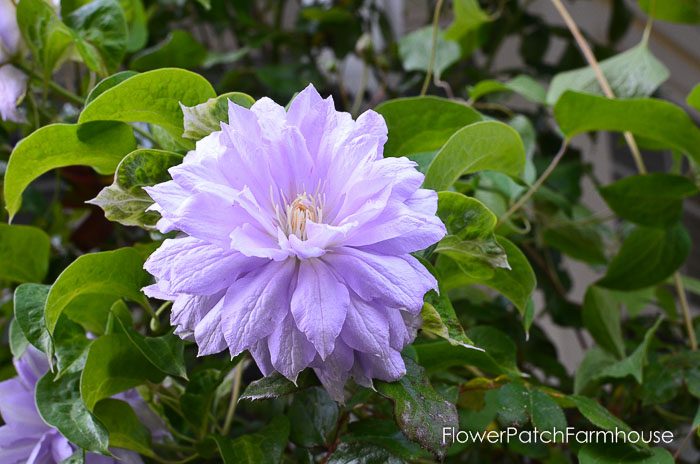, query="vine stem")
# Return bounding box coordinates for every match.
[549,0,647,174]
[497,141,568,226]
[675,273,697,350]
[13,61,85,106]
[551,0,697,349]
[420,0,445,96]
[222,361,244,436]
